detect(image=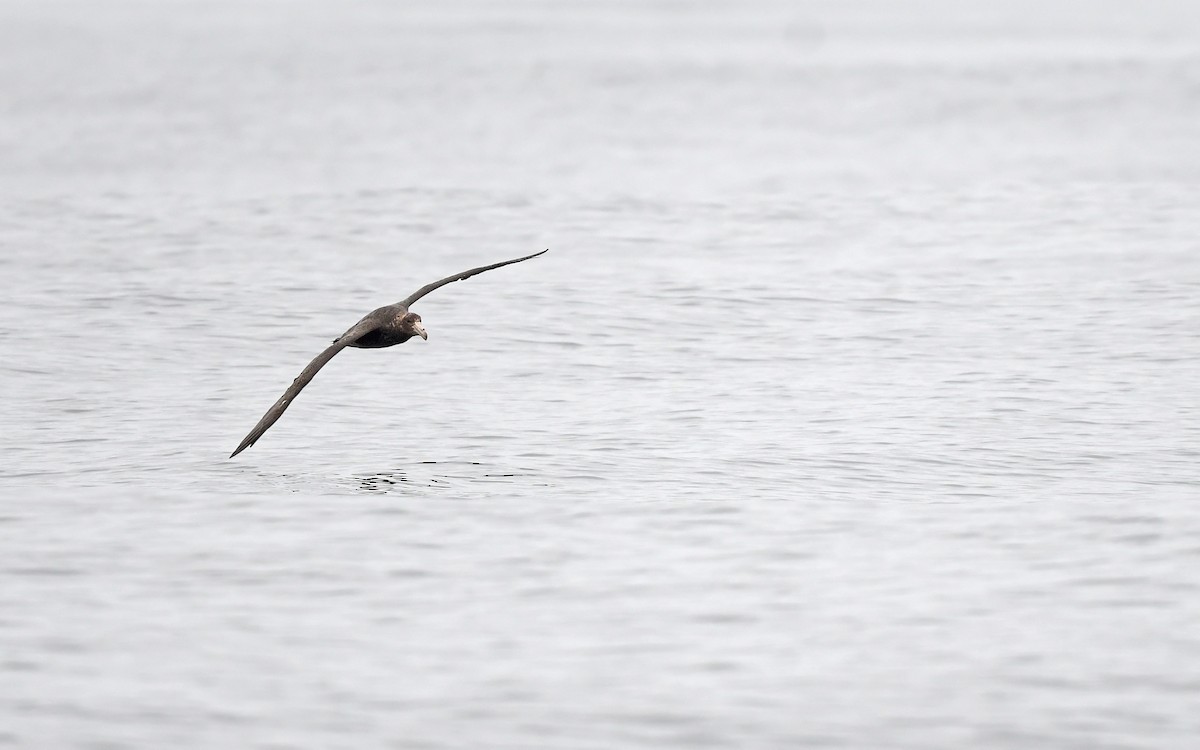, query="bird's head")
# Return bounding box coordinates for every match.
[402,312,428,340]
